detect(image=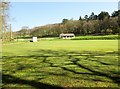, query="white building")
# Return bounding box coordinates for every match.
[59,33,75,39]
